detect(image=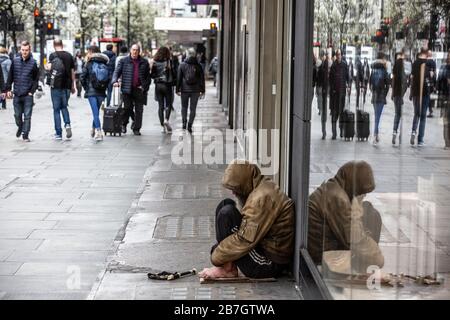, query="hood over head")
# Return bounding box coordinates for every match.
[334,161,375,199]
[372,59,386,69]
[222,160,264,198]
[90,53,109,64]
[185,56,198,64]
